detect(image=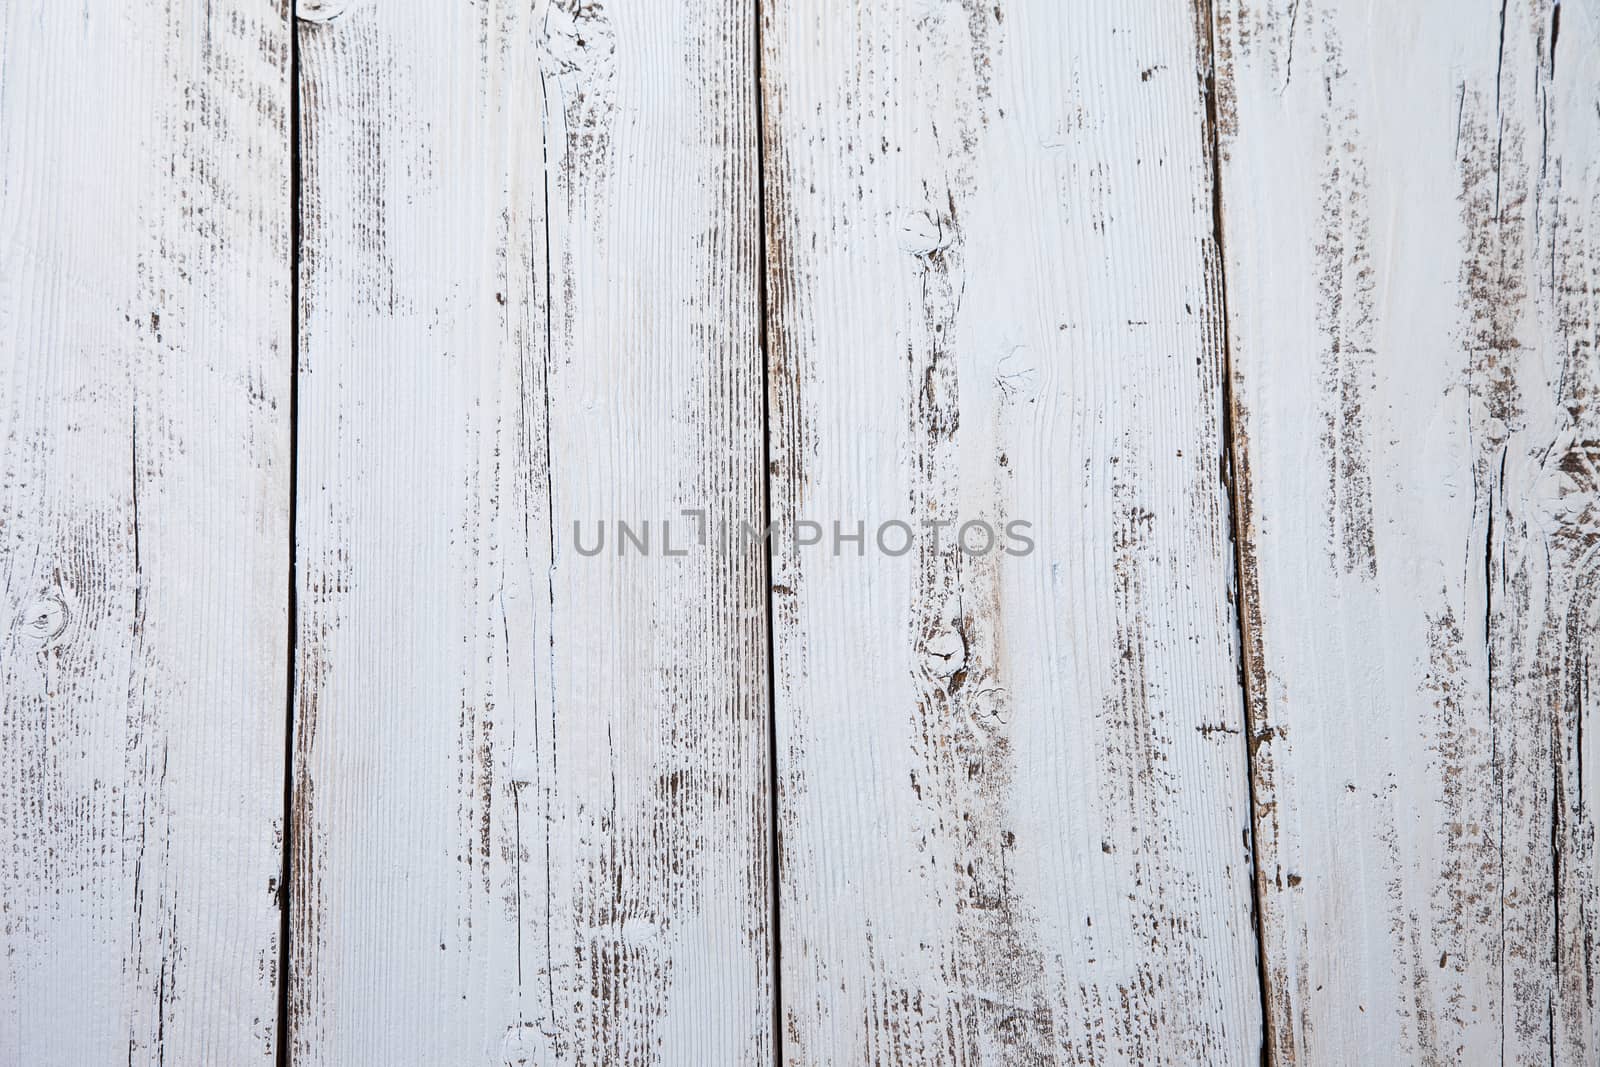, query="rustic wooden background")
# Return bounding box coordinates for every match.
[1,0,1596,1064]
